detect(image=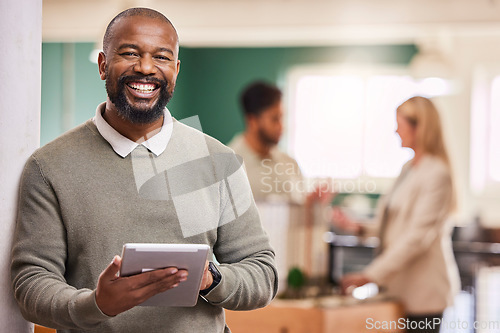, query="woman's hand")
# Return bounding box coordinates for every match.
[341,272,372,295]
